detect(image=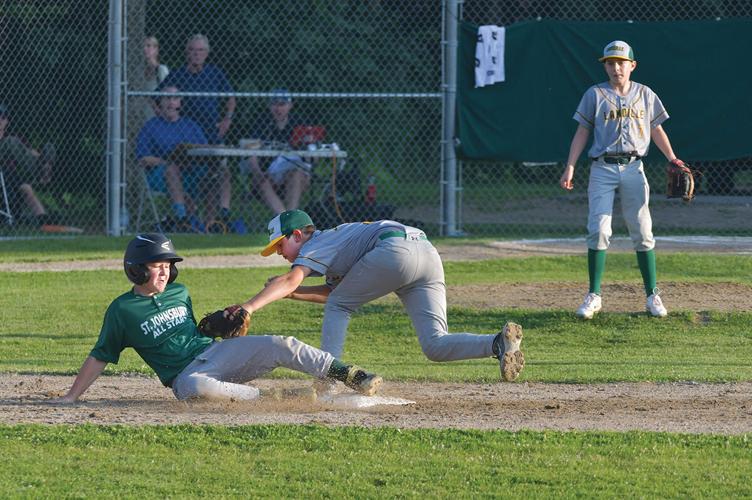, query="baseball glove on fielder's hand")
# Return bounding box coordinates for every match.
[666,159,699,202]
[198,305,251,339]
[167,143,201,166]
